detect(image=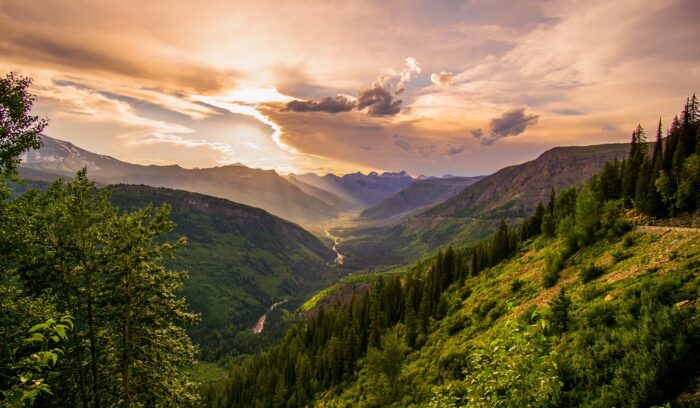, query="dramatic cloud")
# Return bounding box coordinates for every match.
[430,71,454,86]
[446,145,465,155]
[284,96,356,113]
[282,58,418,117]
[2,0,699,176]
[357,85,402,116]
